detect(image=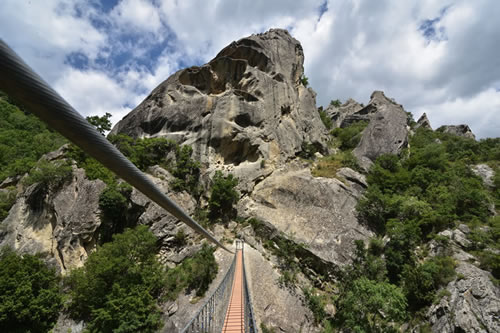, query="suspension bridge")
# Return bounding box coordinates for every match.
[0,40,258,333]
[181,240,257,333]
